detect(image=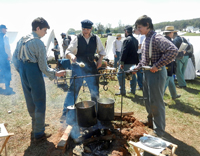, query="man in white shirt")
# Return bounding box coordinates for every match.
[112,34,122,68]
[134,28,145,90]
[61,19,106,121]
